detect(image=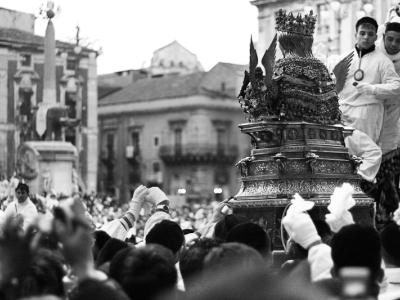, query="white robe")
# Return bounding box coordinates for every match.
[331,48,400,143]
[345,129,382,182]
[377,42,400,153]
